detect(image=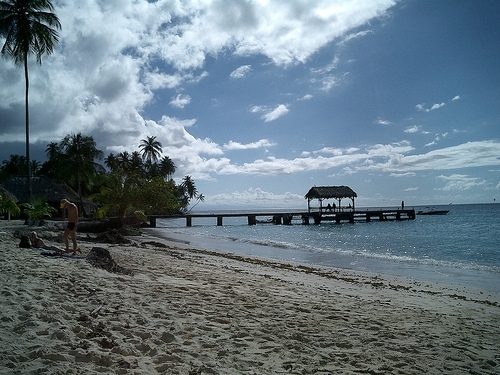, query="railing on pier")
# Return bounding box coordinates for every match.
[148,208,415,227]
